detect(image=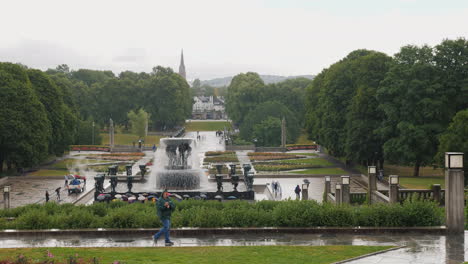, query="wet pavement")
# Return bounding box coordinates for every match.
[0,232,466,263]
